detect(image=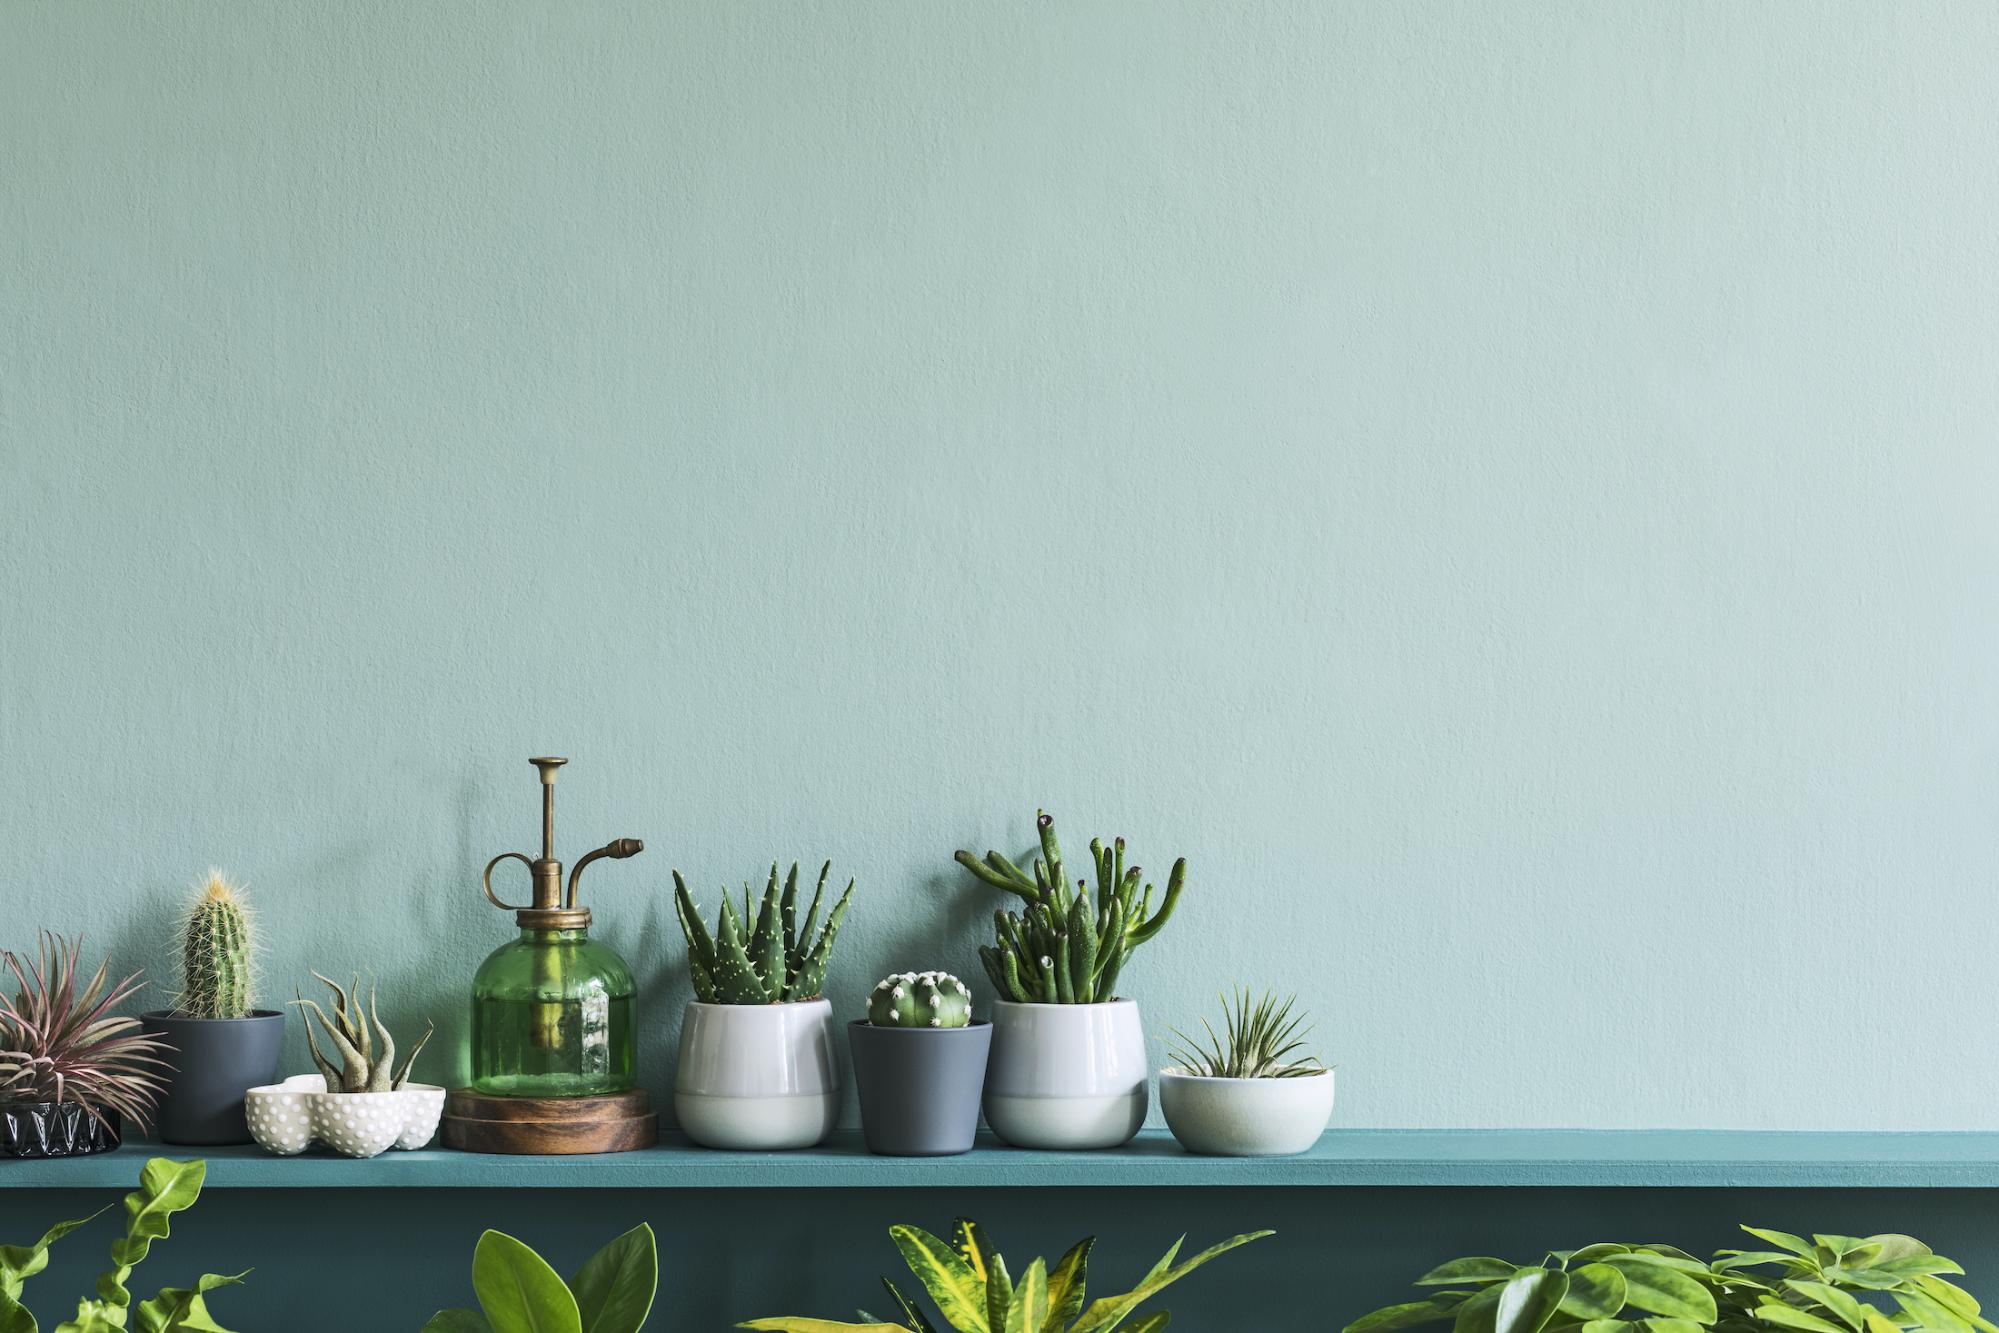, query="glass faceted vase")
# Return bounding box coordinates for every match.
[470,928,635,1098]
